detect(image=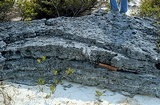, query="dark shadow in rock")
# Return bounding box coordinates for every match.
[155,63,160,70]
